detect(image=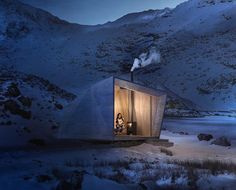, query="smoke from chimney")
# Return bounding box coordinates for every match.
[131,47,161,72]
